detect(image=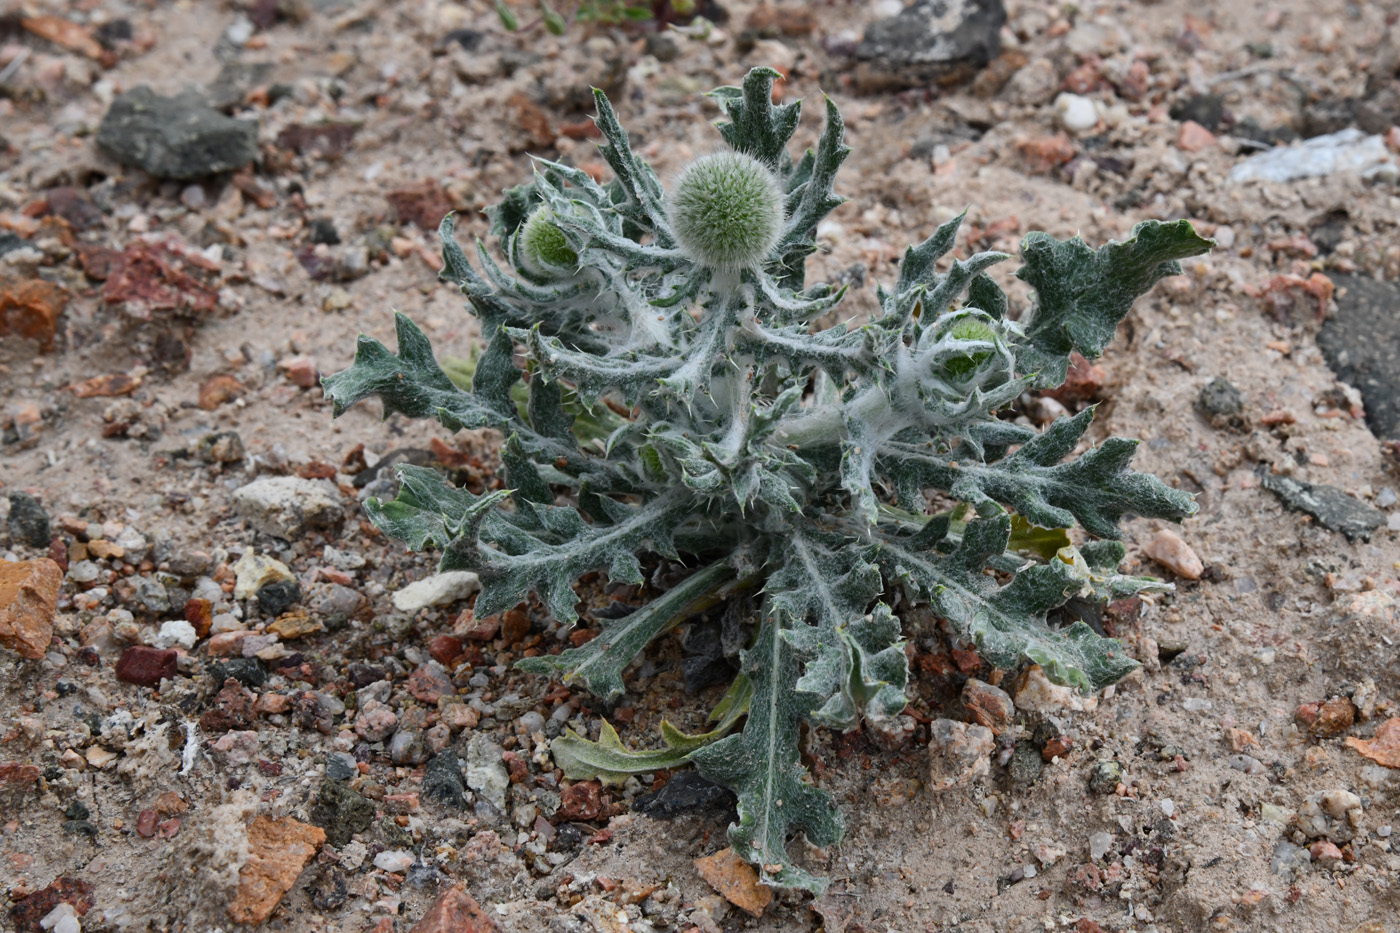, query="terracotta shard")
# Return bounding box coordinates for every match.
[0,558,61,660]
[694,847,772,918]
[1346,718,1400,769]
[407,885,500,933]
[228,815,326,925]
